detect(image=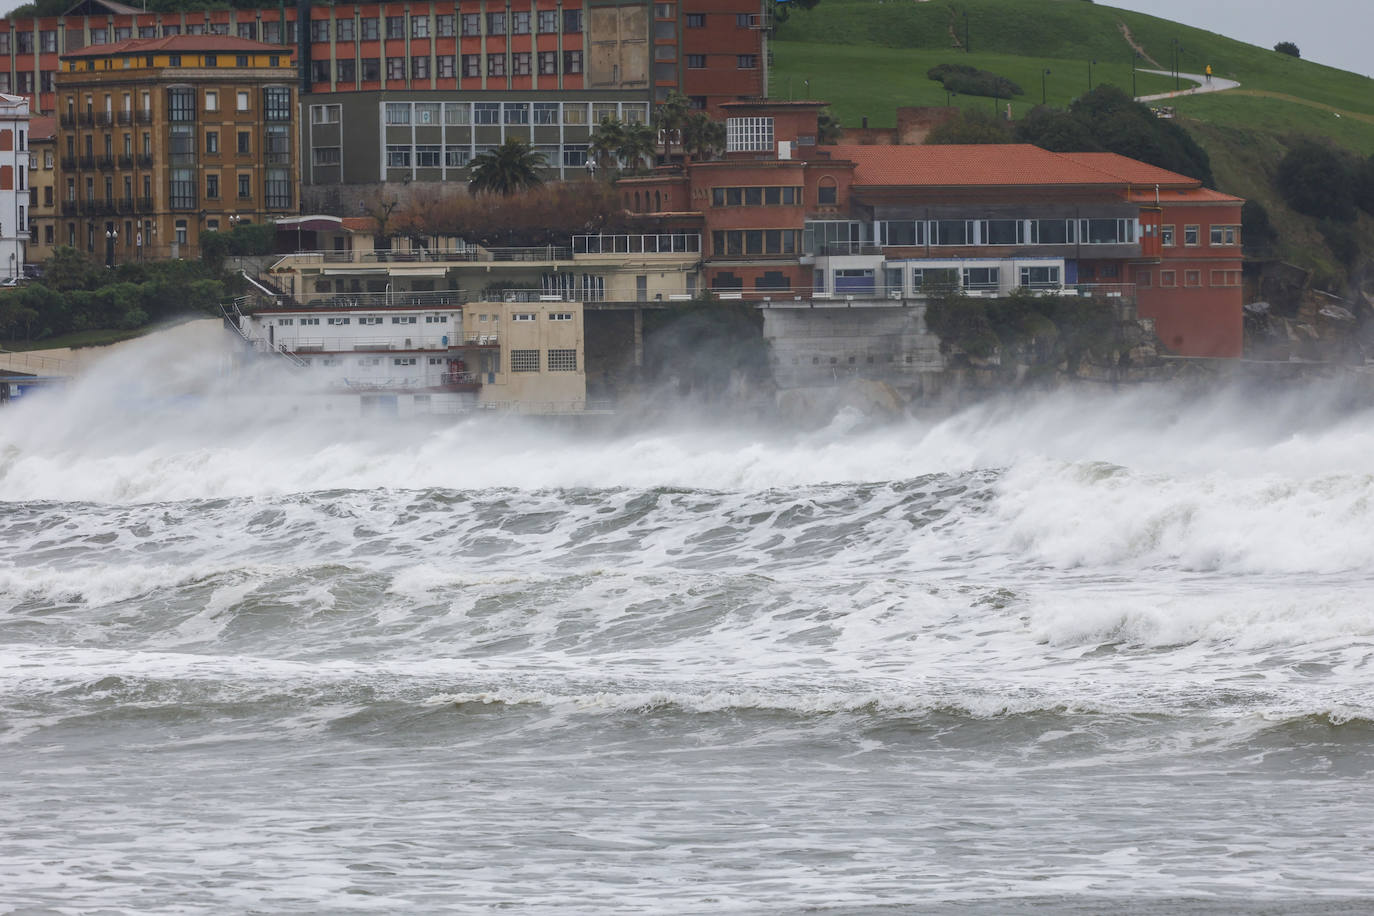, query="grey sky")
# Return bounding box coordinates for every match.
[1105,0,1372,78]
